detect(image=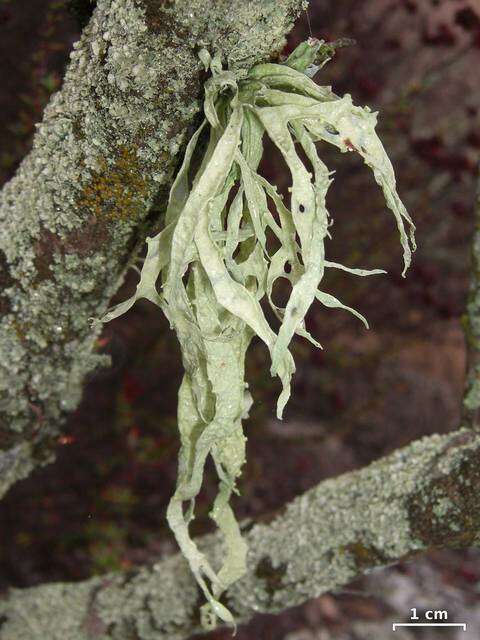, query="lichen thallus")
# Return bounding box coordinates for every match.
[97,39,415,630]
